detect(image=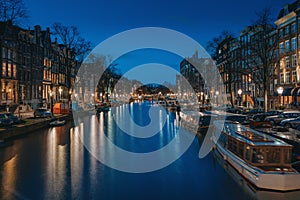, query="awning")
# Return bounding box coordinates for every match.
[282,87,293,96]
[291,86,300,96]
[273,87,293,96]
